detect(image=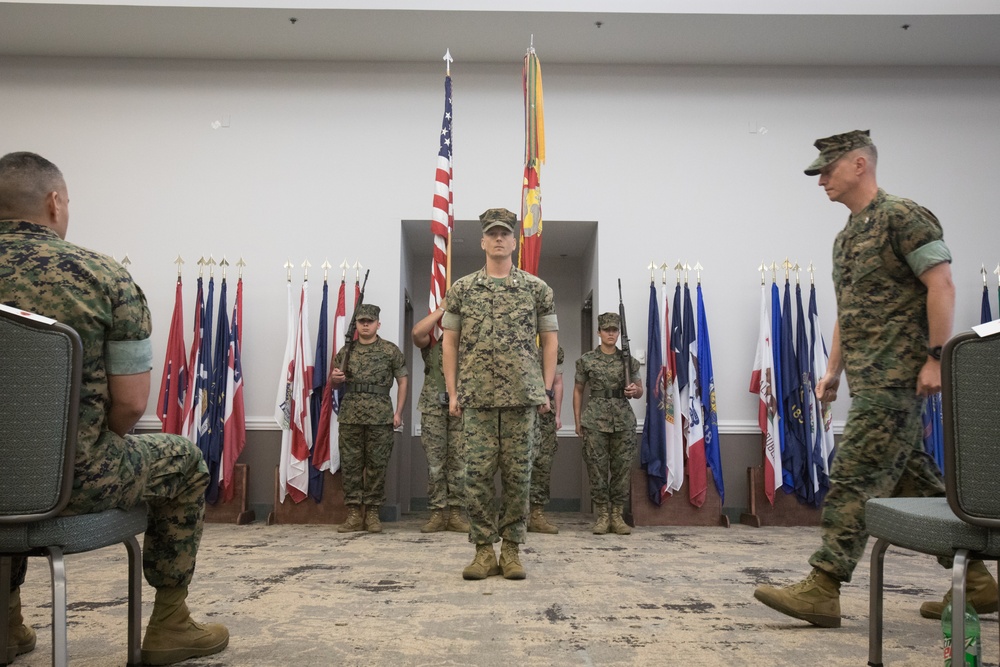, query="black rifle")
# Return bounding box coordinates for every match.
[618,279,632,388]
[339,269,371,376]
